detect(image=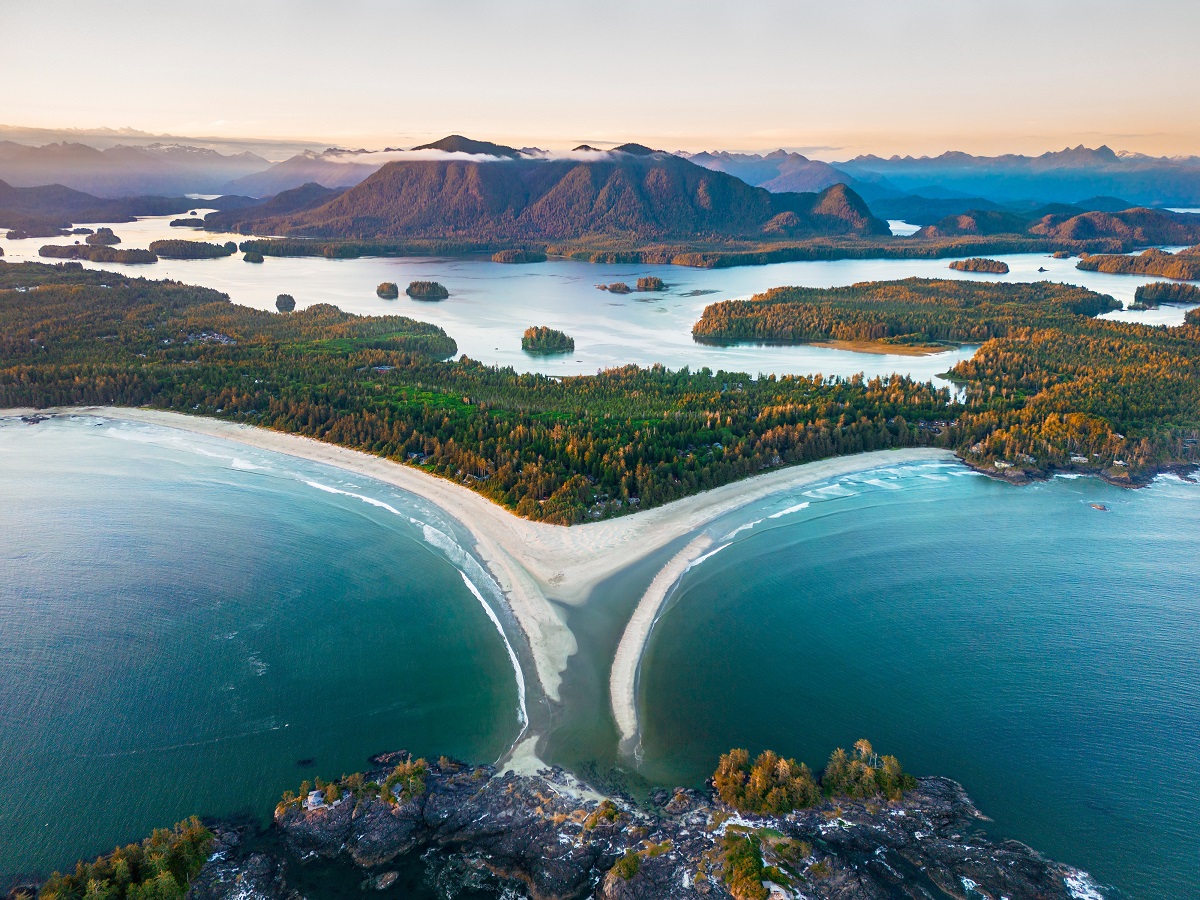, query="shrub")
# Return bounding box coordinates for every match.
[382,758,428,804]
[610,852,640,881]
[719,834,768,900]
